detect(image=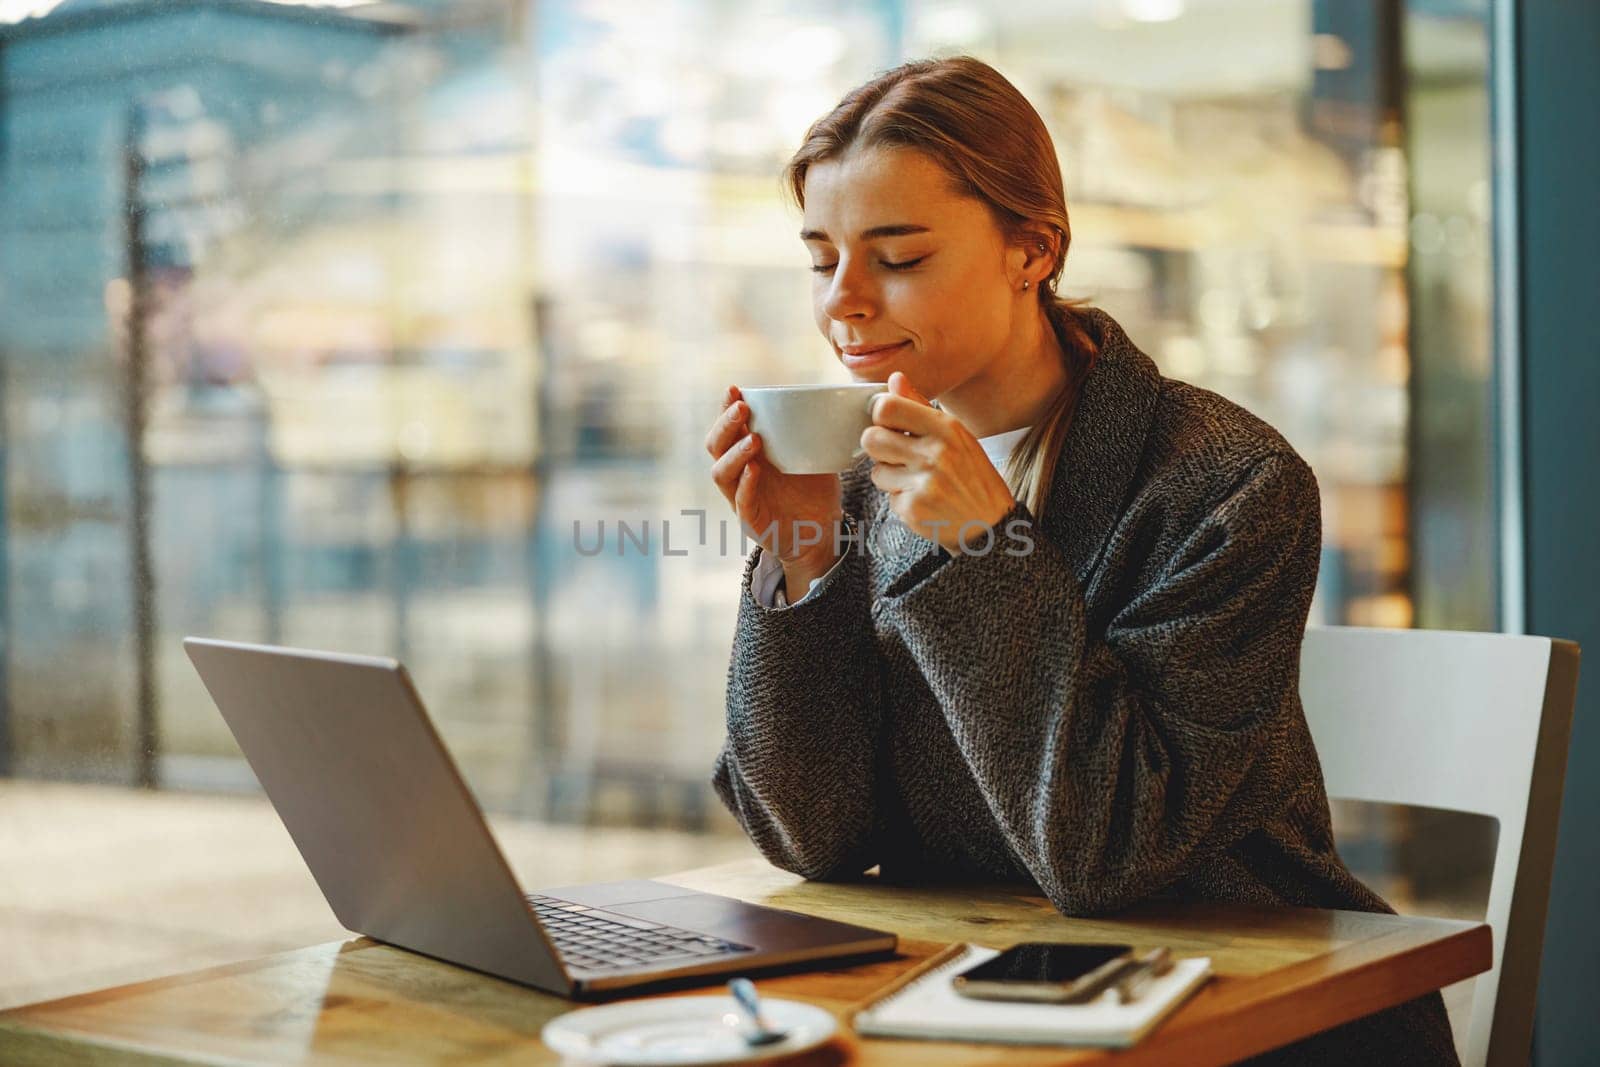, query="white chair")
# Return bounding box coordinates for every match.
[1299,626,1579,1067]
